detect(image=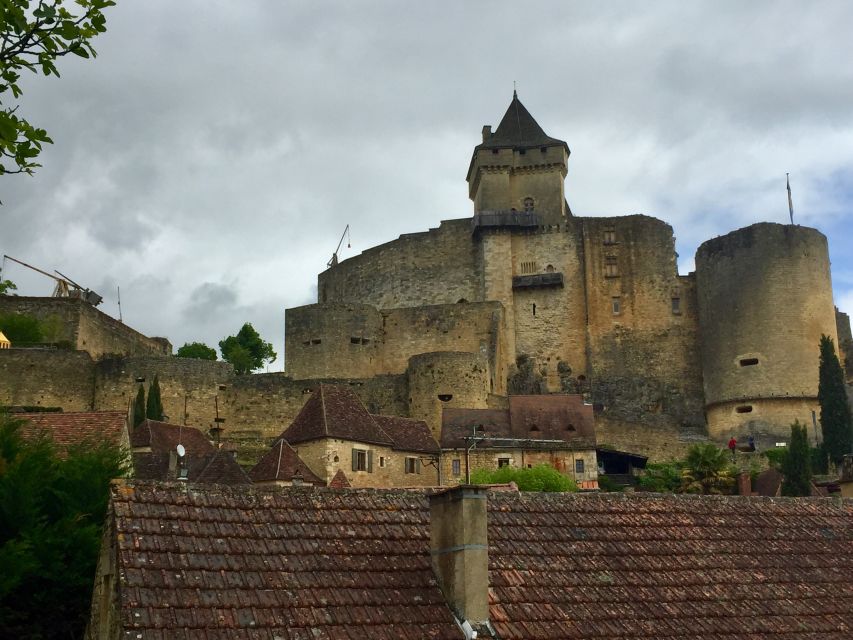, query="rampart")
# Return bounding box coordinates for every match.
[0,297,170,358]
[0,348,95,411]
